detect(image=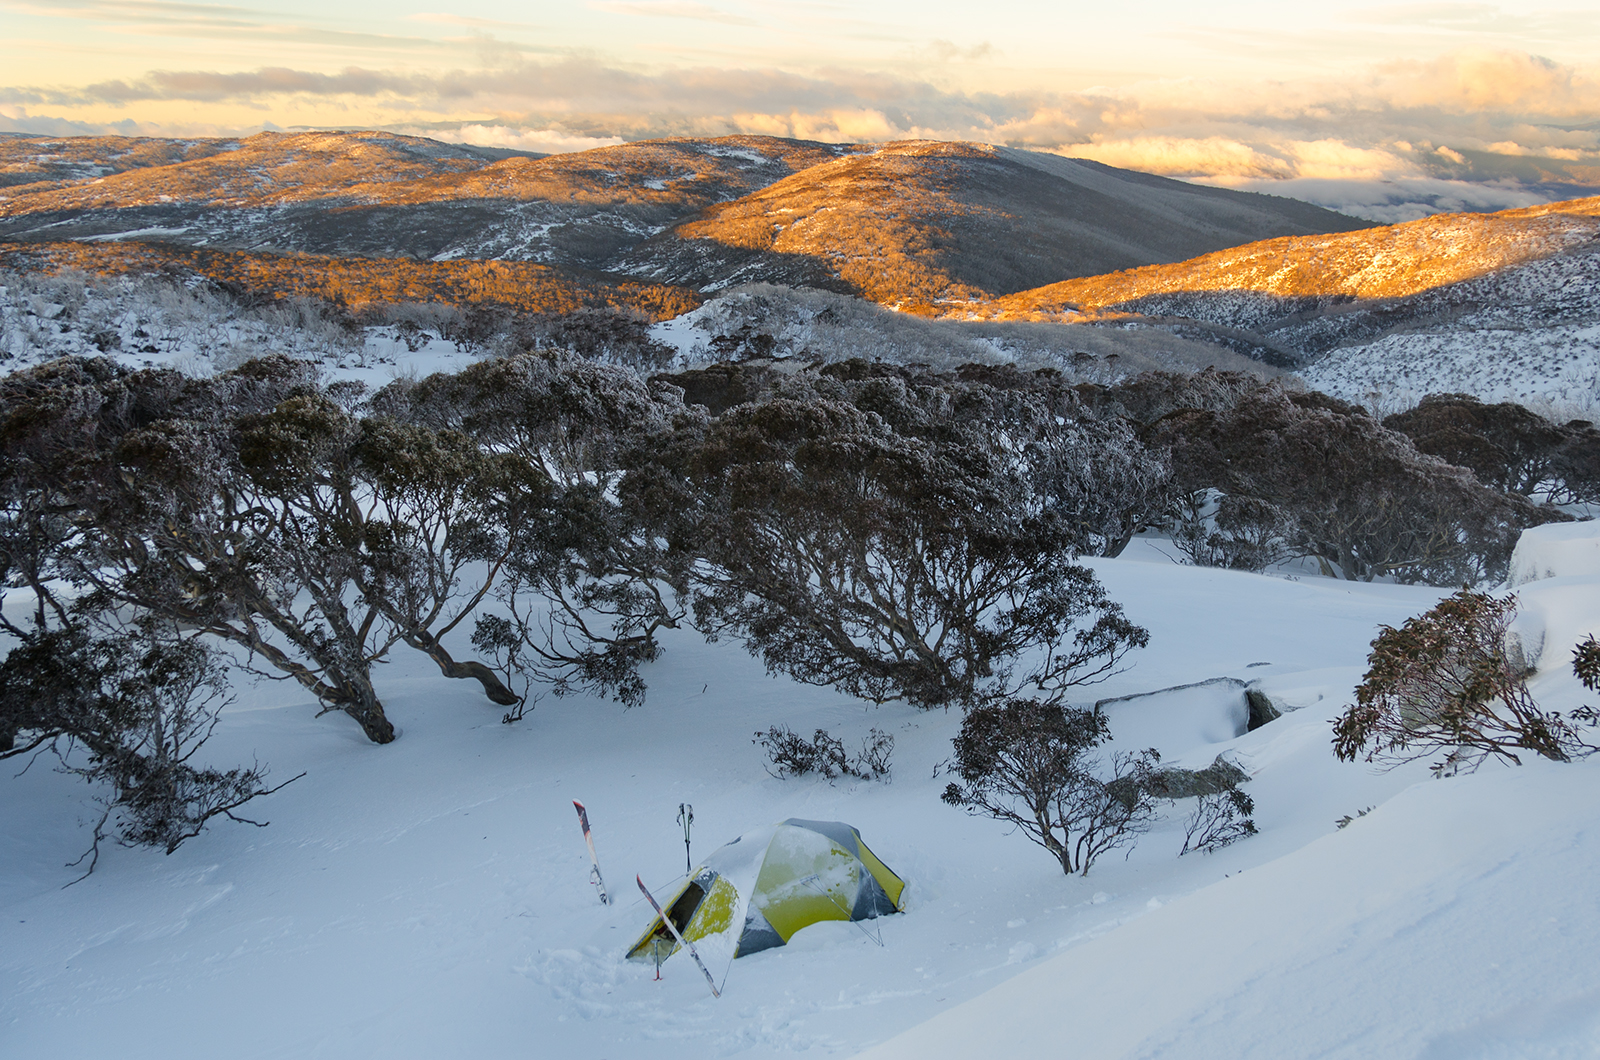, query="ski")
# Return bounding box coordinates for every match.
[636,874,721,998]
[571,800,610,905]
